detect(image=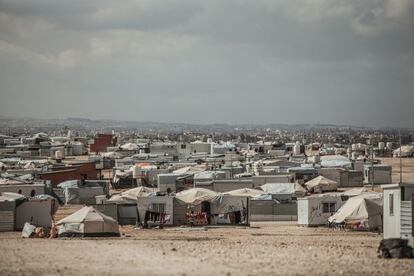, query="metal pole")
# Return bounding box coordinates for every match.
[400,130,403,184]
[371,145,374,190]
